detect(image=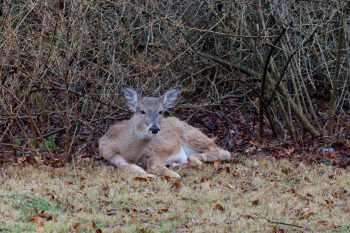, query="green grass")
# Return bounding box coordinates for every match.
[0,157,349,232]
